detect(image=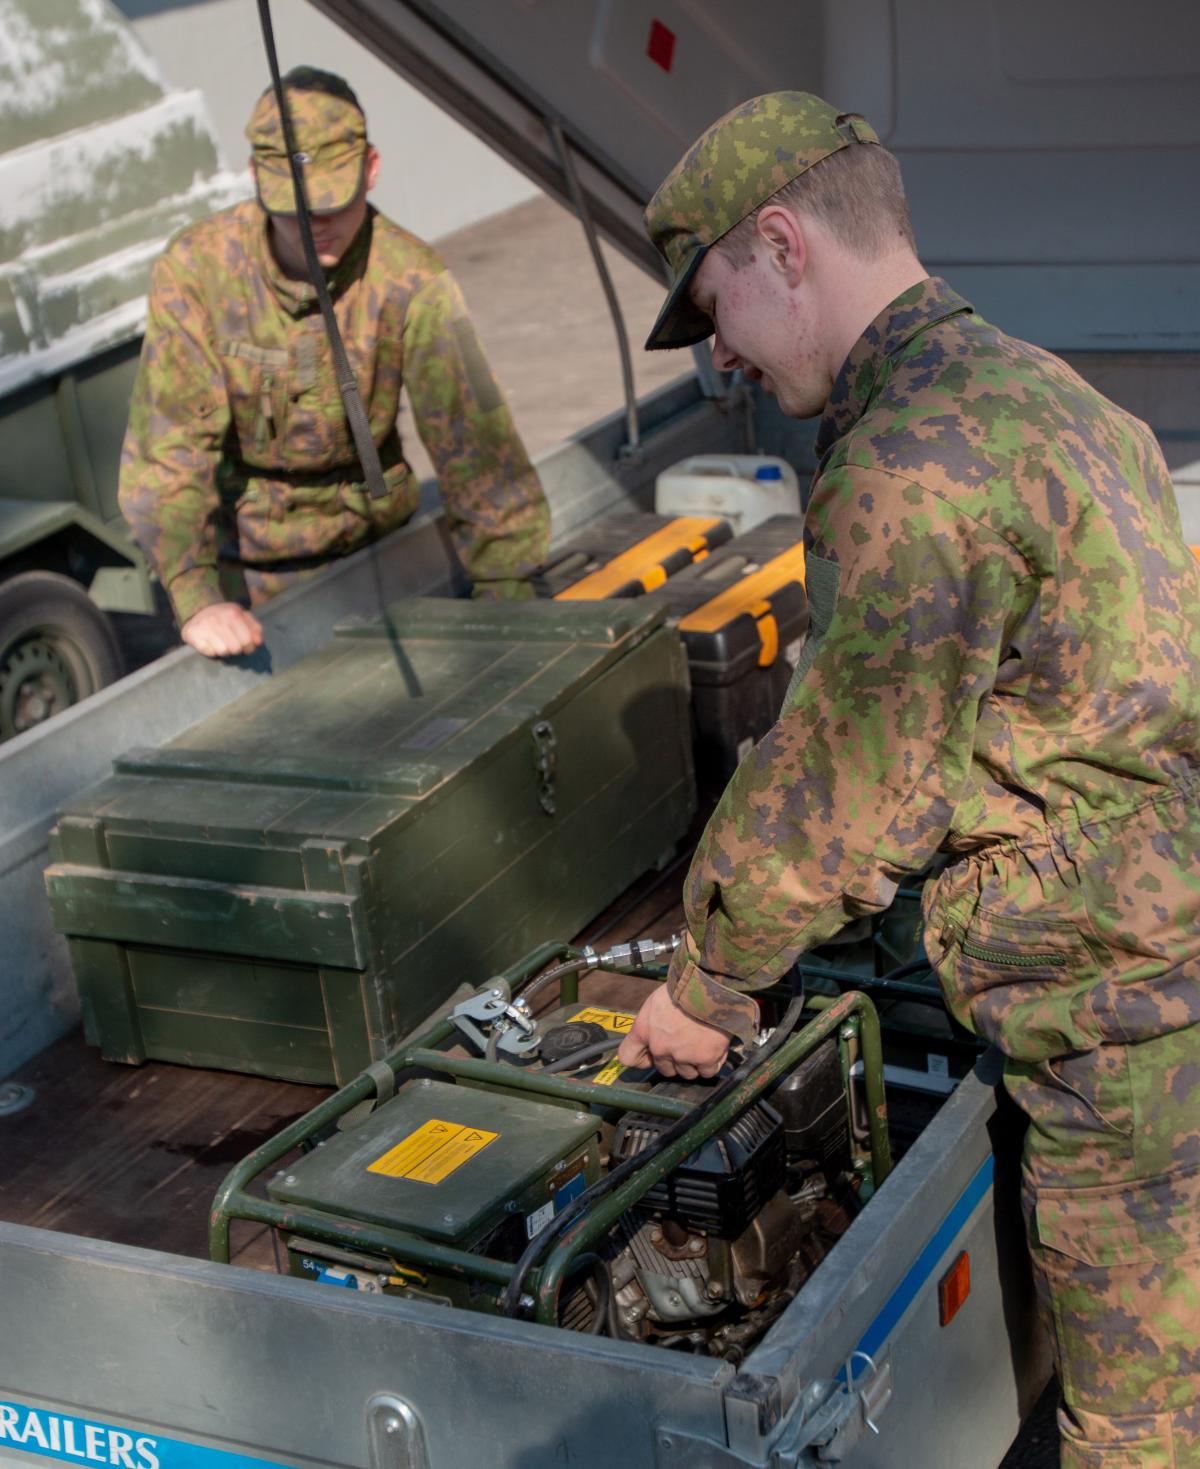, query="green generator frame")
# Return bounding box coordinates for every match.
[210,942,893,1328]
